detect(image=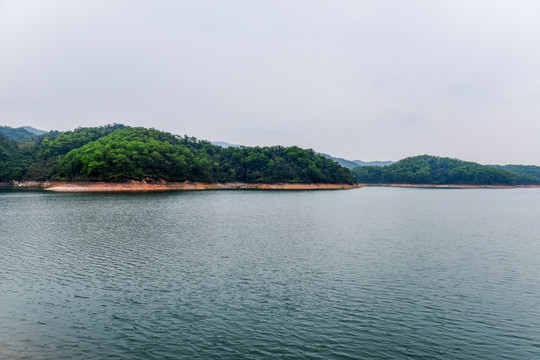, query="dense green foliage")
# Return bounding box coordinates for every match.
[352,155,540,185]
[0,125,355,184]
[17,124,128,180]
[36,124,127,158]
[59,127,355,183]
